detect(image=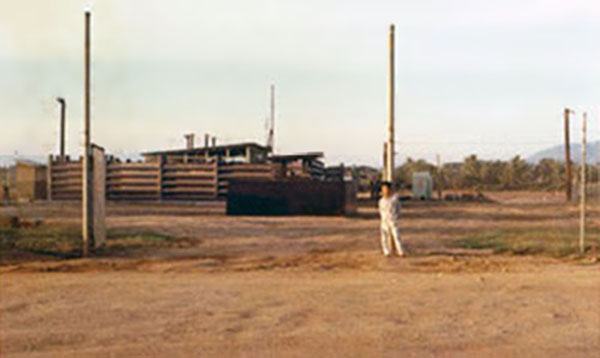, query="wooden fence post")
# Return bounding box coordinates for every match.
[580,113,587,254]
[47,155,53,201]
[214,161,219,200]
[157,156,164,202]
